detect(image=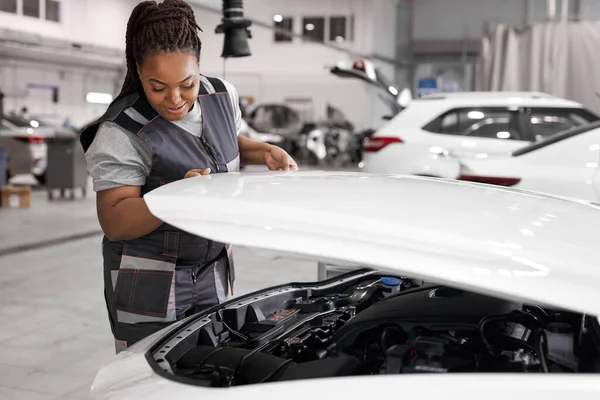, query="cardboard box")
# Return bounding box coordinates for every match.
[1,185,31,209]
